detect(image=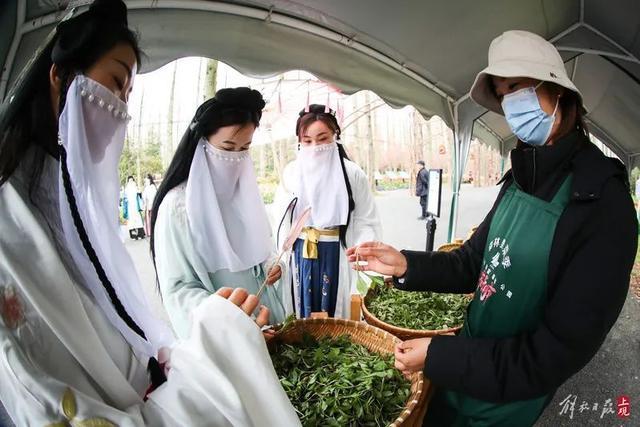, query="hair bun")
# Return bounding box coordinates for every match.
[298,104,335,117]
[89,0,129,26]
[52,0,130,65]
[215,87,266,113]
